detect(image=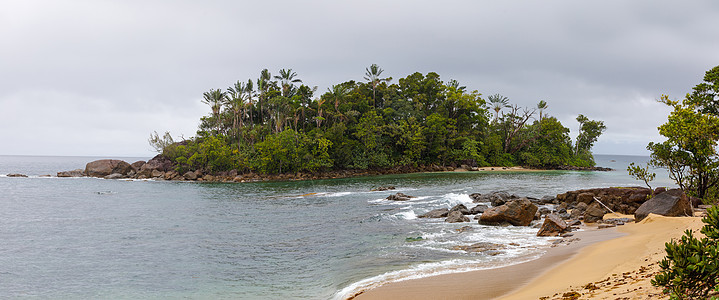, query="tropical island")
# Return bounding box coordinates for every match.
[139,65,607,181]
